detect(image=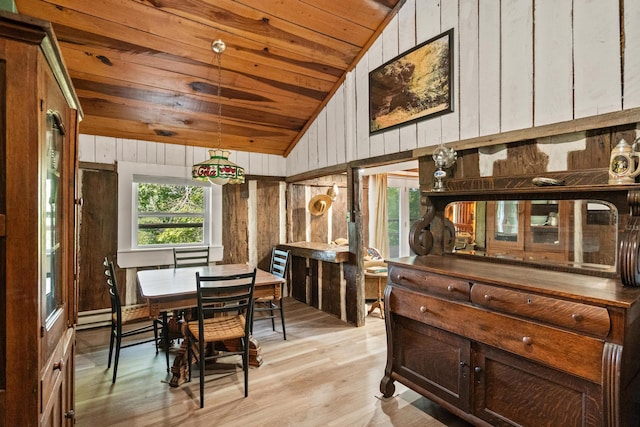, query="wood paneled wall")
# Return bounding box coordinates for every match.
[78,134,286,177]
[288,0,640,176]
[287,174,348,244]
